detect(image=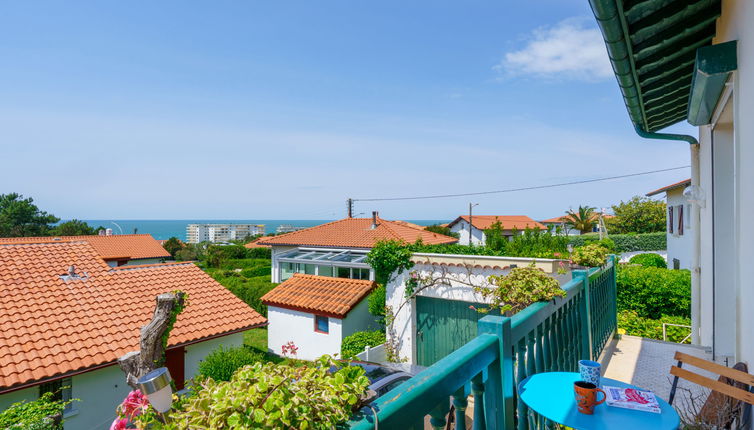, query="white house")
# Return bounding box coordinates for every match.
[646,179,693,270]
[539,214,613,236]
[590,0,753,366]
[262,274,380,361]
[386,253,571,366]
[446,215,546,246]
[258,212,457,283]
[0,240,266,430]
